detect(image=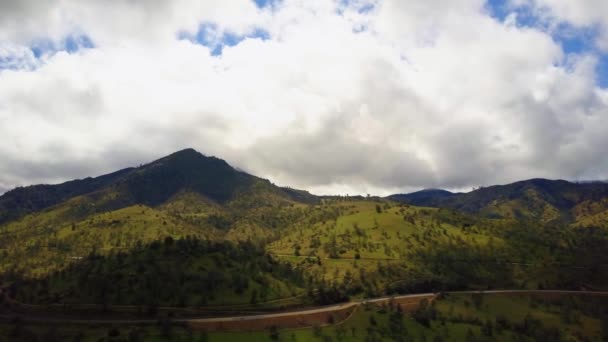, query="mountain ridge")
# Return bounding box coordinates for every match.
[389,177,608,222]
[3,149,608,225]
[1,150,607,317]
[0,148,316,226]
